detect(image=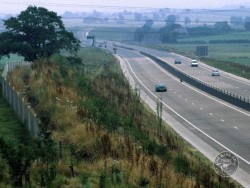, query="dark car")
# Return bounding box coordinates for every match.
[174,59,182,64]
[155,83,167,92]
